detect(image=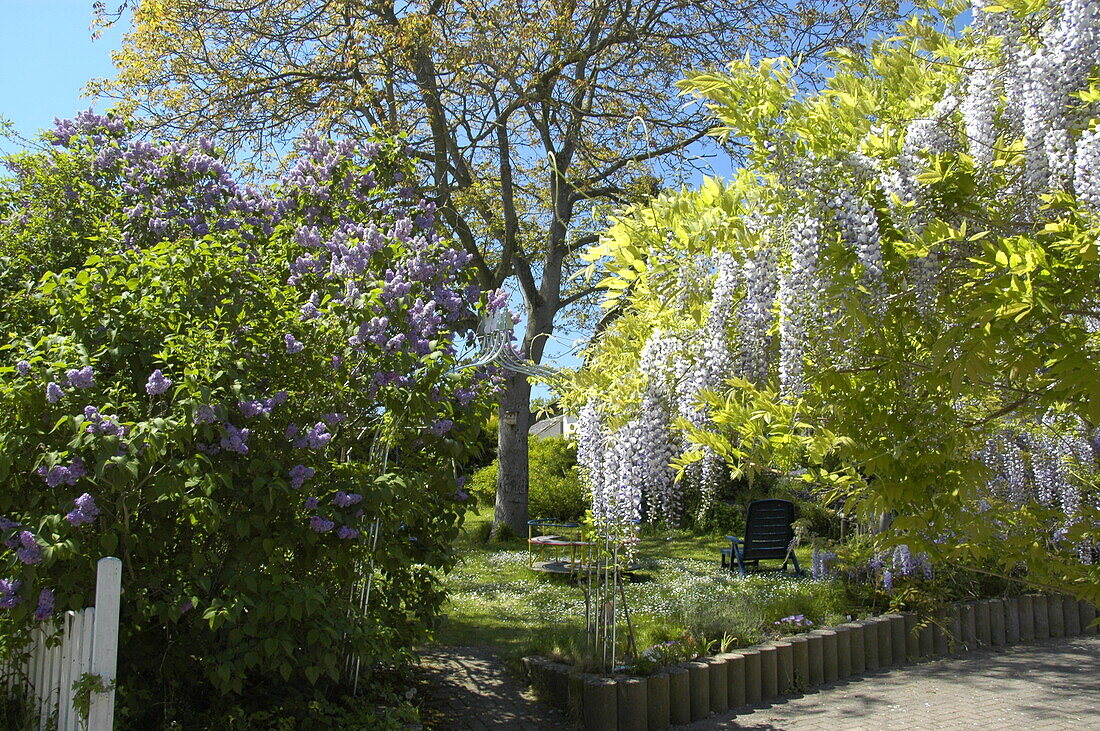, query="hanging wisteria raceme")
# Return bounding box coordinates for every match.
[700,253,740,391]
[735,244,777,384]
[637,386,680,523]
[778,213,822,396]
[962,66,998,167]
[576,400,611,525]
[977,430,1030,505]
[1074,127,1100,210]
[637,332,686,522]
[674,340,708,429]
[605,419,647,528]
[638,330,682,392]
[669,337,721,510]
[1027,432,1073,509]
[1014,0,1100,191]
[829,188,884,285]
